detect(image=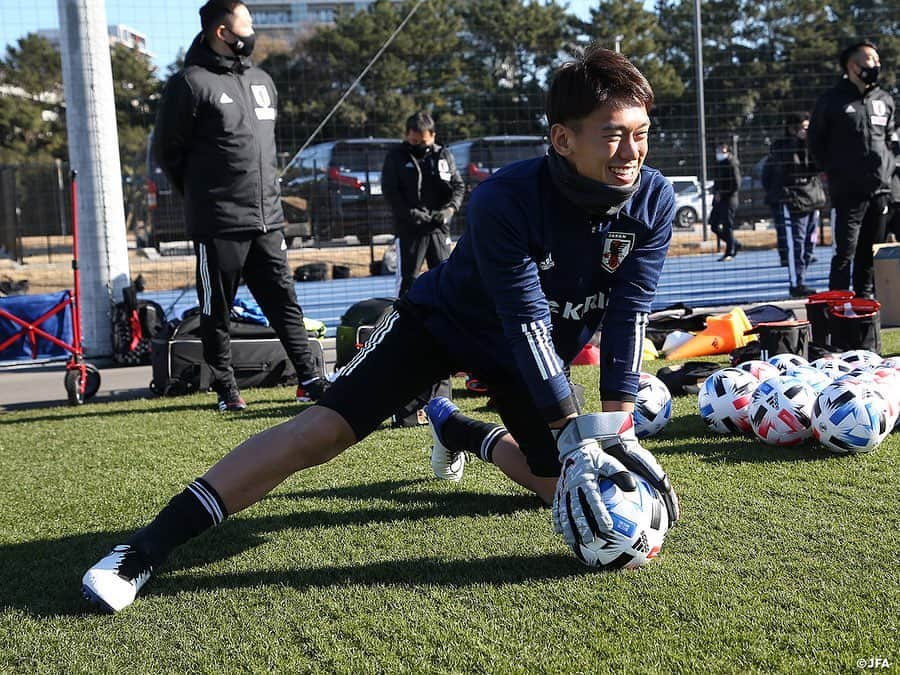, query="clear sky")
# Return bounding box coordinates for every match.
[1,1,597,75]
